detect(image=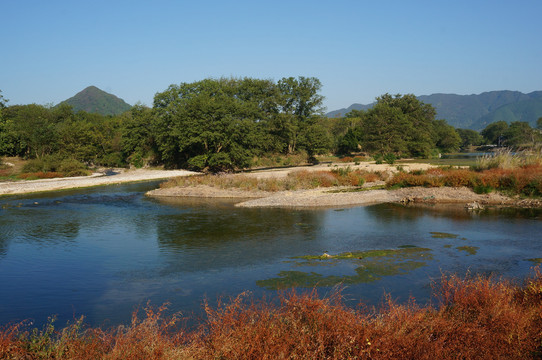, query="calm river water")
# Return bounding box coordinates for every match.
[1,181,541,328]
